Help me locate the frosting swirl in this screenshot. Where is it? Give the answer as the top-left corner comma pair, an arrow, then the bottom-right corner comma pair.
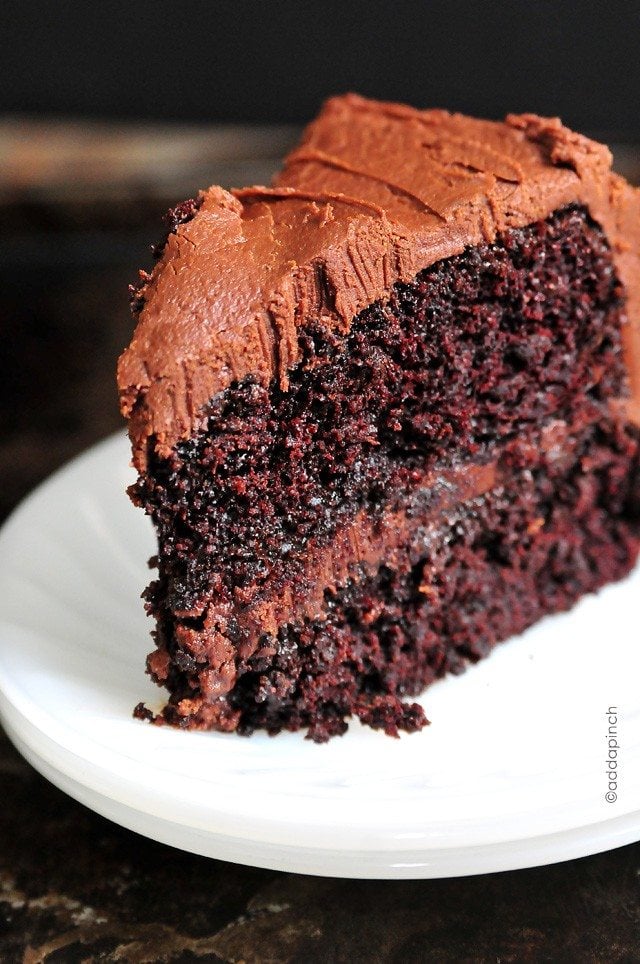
118,94 -> 640,469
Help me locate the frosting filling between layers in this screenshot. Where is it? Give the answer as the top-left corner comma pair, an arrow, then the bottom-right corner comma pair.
145,403 -> 621,659
140,412 -> 640,739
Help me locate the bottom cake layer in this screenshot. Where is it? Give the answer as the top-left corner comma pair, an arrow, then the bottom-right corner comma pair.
137,417 -> 640,741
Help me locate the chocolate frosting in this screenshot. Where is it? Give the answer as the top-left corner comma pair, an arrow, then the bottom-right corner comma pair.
118,94 -> 640,469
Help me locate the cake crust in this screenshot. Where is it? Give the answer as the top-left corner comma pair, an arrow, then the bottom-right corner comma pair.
118,94 -> 640,469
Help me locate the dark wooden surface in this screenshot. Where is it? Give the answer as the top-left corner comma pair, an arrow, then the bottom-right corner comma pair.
1,123 -> 640,963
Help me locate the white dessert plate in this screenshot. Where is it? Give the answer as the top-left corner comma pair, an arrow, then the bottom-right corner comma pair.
0,432 -> 639,879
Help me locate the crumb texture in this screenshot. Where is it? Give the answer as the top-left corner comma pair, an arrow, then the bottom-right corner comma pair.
136,206 -> 625,615
147,417 -> 640,740
131,207 -> 639,739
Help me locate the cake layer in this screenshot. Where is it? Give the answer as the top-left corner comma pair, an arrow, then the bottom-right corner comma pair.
138,414 -> 640,738
133,206 -> 627,675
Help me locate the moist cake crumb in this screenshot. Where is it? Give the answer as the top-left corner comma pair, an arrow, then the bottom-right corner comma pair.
117,94 -> 640,739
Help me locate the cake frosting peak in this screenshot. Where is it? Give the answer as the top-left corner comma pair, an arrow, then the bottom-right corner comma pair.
118,94 -> 640,469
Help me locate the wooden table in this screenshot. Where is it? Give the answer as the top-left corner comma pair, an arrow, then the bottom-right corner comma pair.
1,121 -> 639,963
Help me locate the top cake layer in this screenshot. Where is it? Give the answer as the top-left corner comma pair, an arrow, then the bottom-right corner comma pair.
117,94 -> 640,469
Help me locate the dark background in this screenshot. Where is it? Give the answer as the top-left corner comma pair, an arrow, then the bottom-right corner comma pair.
2,0 -> 640,135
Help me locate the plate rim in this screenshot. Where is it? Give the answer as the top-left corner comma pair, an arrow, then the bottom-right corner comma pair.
3,703 -> 639,879
1,431 -> 639,877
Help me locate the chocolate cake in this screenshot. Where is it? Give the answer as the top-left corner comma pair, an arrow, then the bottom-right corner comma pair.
118,95 -> 640,741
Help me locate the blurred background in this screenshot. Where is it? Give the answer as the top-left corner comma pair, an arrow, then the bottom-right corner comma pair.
2,0 -> 640,509
4,0 -> 640,132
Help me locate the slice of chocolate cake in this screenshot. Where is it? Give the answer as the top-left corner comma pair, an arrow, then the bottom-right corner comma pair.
118,95 -> 640,741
